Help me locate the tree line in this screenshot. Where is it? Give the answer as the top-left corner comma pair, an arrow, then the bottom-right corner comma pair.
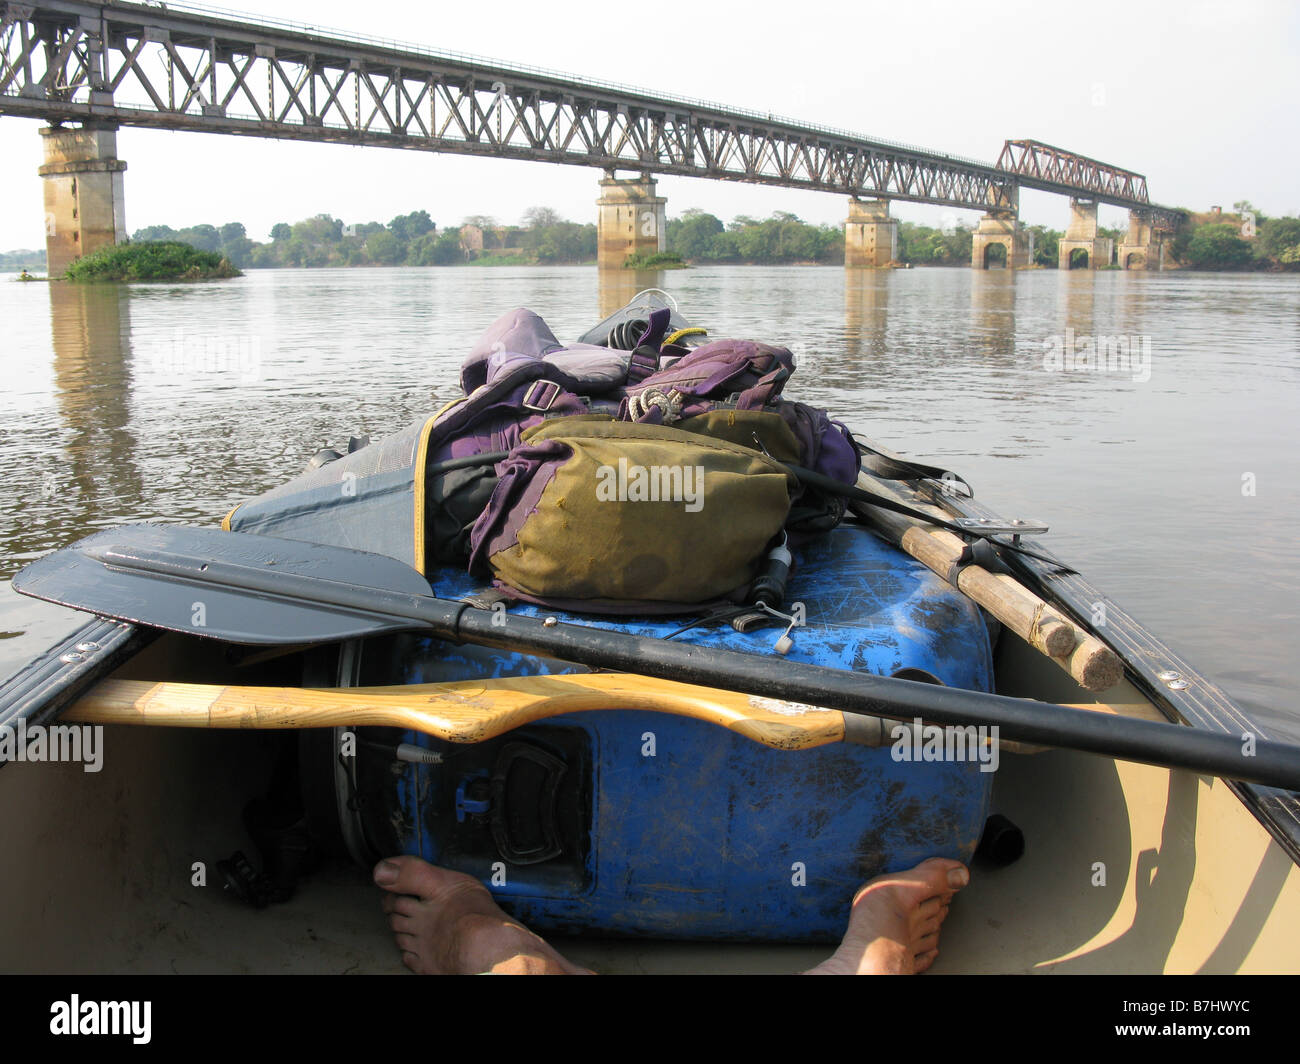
131,207 -> 598,269
666,210 -> 843,263
1168,202 -> 1300,270
10,200 -> 1298,272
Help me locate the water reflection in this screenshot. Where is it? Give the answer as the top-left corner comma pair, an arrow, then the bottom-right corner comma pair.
843,270 -> 889,361
597,269 -> 668,319
1060,269 -> 1096,340
969,270 -> 1016,363
47,283 -> 144,517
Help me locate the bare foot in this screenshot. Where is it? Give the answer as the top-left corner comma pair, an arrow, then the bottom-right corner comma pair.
374,856 -> 591,975
805,857 -> 969,975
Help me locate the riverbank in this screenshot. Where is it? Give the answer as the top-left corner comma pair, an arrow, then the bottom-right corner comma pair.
7,204 -> 1298,274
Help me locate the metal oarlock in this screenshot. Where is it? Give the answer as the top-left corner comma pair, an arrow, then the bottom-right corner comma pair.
952,516 -> 1048,546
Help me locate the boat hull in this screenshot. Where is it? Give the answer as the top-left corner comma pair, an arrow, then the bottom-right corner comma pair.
3,710 -> 1296,973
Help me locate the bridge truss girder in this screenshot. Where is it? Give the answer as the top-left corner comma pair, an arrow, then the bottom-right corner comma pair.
996,138 -> 1182,227
0,0 -> 1020,211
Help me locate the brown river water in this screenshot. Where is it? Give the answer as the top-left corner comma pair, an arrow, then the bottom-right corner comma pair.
1,265 -> 1297,739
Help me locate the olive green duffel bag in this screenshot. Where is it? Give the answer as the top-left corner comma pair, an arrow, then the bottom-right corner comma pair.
467,415 -> 799,612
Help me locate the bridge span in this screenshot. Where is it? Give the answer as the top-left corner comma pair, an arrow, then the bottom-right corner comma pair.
1,0 -> 1182,273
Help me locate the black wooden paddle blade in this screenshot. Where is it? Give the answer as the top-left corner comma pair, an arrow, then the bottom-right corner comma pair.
13,524 -> 434,646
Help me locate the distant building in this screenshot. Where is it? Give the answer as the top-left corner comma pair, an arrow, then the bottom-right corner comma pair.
460,224 -> 524,256
460,224 -> 485,253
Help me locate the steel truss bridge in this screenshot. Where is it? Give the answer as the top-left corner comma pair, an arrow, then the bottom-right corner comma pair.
0,0 -> 1182,228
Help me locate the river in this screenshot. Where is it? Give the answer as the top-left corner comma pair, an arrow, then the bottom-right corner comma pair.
1,265 -> 1297,740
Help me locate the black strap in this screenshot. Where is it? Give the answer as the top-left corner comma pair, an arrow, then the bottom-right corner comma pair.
425,451 -> 508,477
854,435 -> 972,495
460,587 -> 515,611
784,463 -> 1072,572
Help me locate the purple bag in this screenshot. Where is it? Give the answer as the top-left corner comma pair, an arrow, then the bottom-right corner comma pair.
425,308 -> 861,576
619,339 -> 795,423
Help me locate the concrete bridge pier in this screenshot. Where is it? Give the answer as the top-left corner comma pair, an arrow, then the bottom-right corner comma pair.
1058,199 -> 1113,270
844,198 -> 898,267
1117,210 -> 1164,271
38,124 -> 128,277
971,211 -> 1031,269
596,172 -> 666,269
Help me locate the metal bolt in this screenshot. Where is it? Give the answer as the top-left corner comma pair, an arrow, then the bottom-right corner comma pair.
59,651 -> 85,664
74,641 -> 99,652
1167,679 -> 1190,691
543,617 -> 557,627
1157,670 -> 1181,682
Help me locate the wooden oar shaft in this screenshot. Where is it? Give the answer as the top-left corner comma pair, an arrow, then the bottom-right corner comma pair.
855,476 -> 1123,692
64,675 -> 1169,757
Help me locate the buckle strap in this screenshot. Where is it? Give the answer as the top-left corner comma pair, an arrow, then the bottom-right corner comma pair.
626,345 -> 661,386
521,379 -> 562,412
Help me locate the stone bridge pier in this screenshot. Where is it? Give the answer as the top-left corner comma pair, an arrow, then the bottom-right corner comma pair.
1117,210 -> 1165,270
1058,199 -> 1113,270
39,123 -> 128,277
844,198 -> 898,267
596,172 -> 666,268
971,211 -> 1031,269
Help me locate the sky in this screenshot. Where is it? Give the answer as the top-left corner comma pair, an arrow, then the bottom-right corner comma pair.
1,0 -> 1297,249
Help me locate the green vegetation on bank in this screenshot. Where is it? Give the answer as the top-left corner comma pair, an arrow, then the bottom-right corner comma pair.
0,248 -> 45,271
1166,204 -> 1300,270
12,197 -> 1296,275
666,210 -> 842,264
134,208 -> 598,269
624,252 -> 685,269
896,222 -> 972,266
64,241 -> 240,282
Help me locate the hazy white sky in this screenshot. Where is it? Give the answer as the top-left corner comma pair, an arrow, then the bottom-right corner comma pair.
1,0 -> 1296,248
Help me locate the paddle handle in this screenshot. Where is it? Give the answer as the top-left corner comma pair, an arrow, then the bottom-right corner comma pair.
62,677 -> 1140,756
63,675 -> 851,752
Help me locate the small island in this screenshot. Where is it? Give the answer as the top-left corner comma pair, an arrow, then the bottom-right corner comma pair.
622,251 -> 686,269
64,241 -> 240,283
